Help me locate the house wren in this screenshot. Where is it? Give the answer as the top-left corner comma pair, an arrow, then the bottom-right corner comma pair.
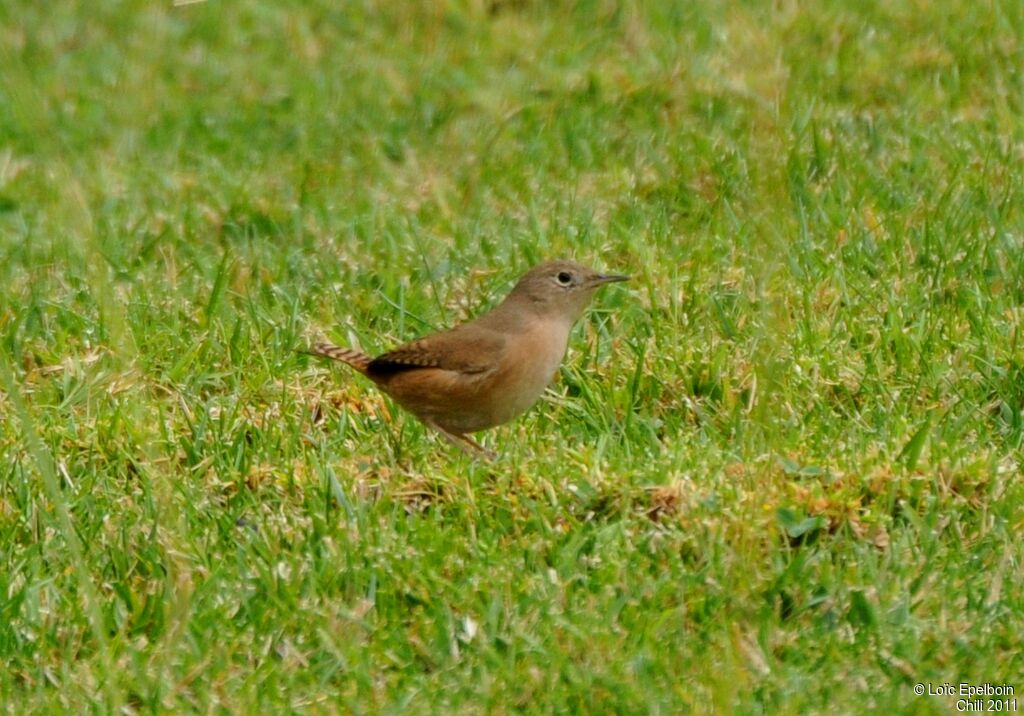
308,260 -> 629,459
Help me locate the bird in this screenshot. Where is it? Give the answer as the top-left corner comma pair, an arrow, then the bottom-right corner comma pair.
307,260 -> 629,459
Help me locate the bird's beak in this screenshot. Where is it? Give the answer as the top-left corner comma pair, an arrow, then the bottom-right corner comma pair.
591,273 -> 630,286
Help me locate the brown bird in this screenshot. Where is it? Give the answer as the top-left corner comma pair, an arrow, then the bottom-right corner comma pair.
308,260 -> 629,459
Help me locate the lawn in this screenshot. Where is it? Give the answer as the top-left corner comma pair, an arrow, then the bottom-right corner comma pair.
1,0 -> 1022,712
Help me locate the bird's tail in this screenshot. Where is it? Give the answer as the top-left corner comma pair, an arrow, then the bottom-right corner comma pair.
304,342 -> 372,375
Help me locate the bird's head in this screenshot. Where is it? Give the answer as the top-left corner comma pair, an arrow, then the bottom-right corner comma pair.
507,260 -> 629,323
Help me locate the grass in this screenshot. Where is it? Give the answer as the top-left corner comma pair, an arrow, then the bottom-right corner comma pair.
1,0 -> 1022,712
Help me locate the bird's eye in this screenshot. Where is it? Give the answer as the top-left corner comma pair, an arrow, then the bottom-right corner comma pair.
556,271 -> 573,285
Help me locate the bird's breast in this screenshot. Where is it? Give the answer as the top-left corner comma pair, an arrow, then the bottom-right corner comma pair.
490,319 -> 572,421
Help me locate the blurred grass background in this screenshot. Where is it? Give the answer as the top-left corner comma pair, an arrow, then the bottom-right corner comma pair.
1,0 -> 1022,712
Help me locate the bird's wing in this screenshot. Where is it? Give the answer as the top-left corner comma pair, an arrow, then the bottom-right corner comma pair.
368,325 -> 506,376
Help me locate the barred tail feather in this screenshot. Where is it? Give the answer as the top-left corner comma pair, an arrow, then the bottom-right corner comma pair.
309,342 -> 372,374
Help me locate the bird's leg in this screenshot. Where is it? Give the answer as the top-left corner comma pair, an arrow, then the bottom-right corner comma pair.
425,420 -> 497,462
452,432 -> 498,462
